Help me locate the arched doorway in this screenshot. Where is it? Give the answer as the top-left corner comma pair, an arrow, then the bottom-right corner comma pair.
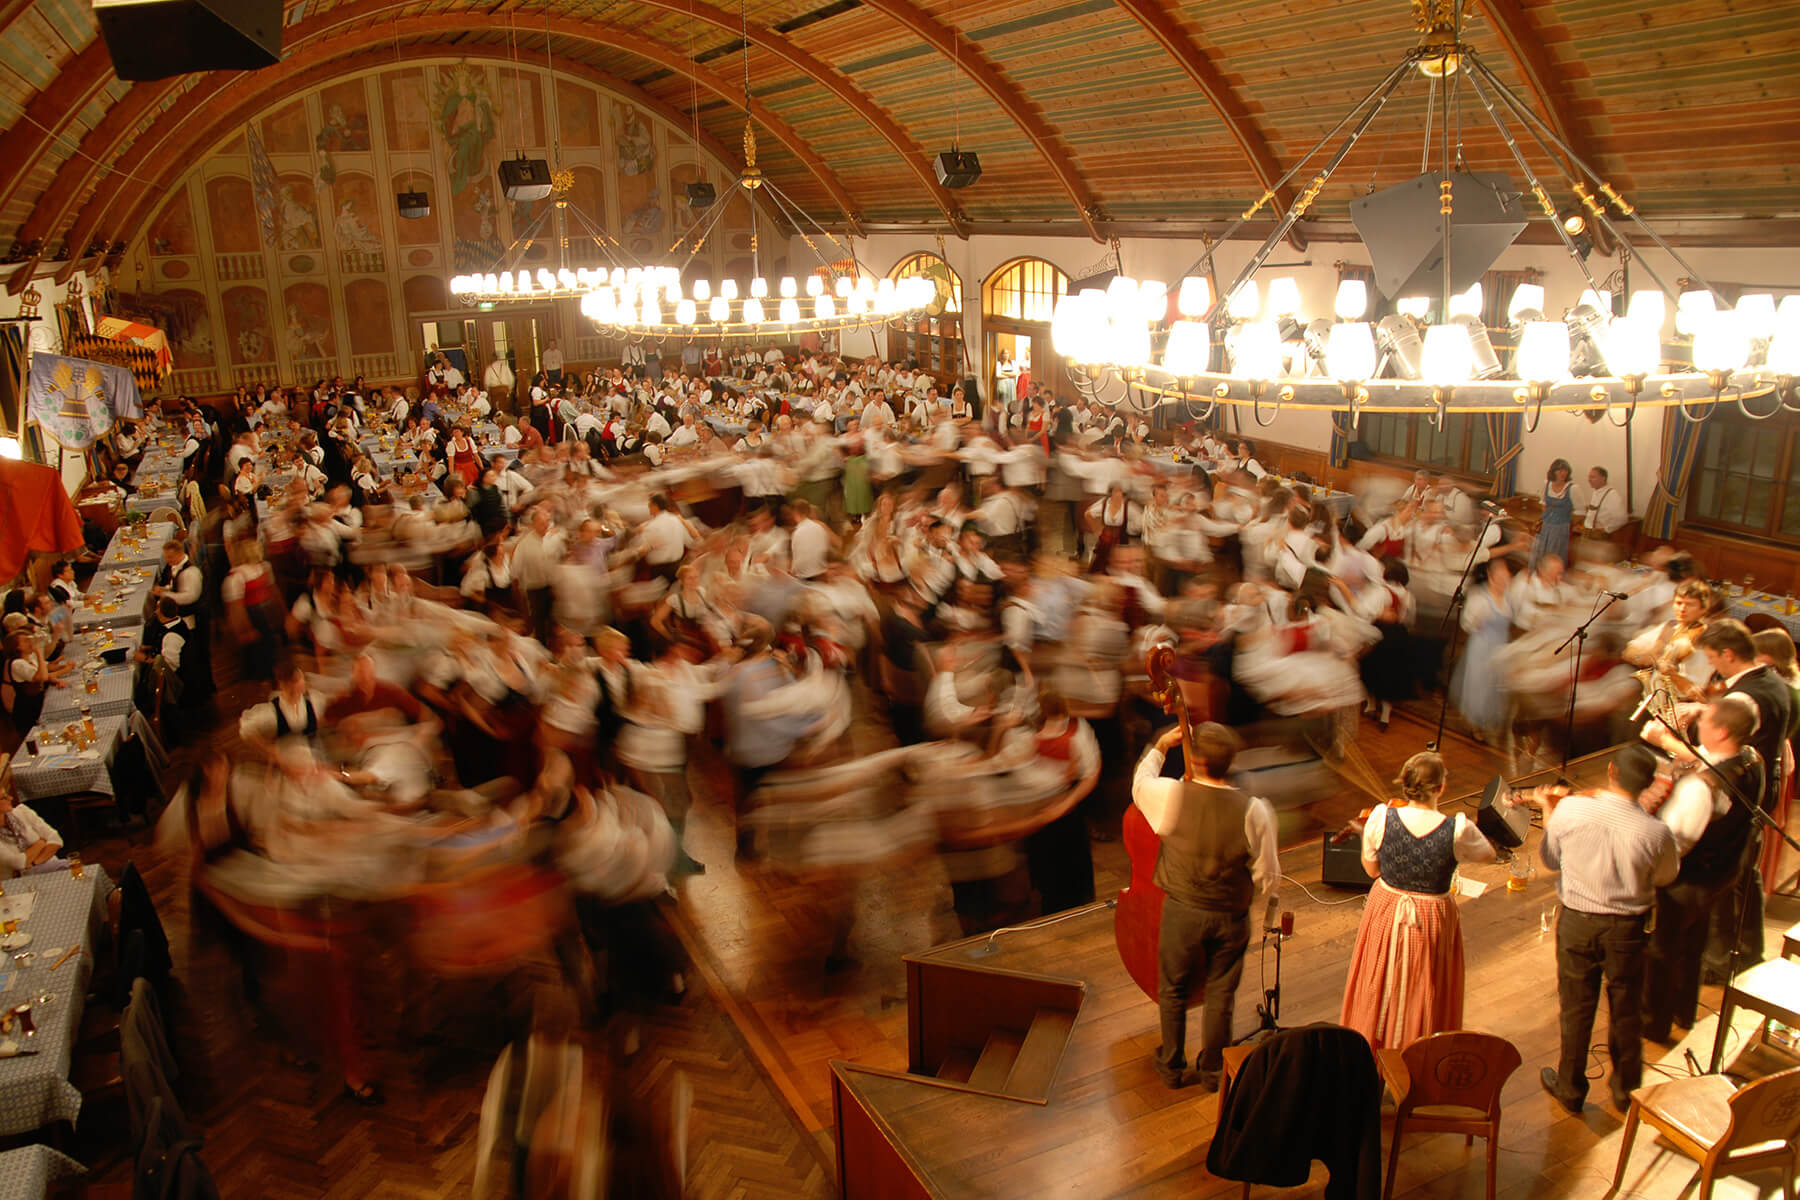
982,256 -> 1066,415
886,252 -> 964,384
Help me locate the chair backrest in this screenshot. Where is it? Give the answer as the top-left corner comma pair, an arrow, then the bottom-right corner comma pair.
148,507 -> 183,532
1721,1066 -> 1800,1154
1397,1030 -> 1522,1121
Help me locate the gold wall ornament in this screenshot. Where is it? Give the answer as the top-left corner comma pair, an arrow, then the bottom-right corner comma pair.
17,284 -> 41,320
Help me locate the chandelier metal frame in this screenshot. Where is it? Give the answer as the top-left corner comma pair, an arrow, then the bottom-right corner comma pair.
1057,0 -> 1800,431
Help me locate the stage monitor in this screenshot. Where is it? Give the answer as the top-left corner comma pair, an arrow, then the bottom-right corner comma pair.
1475,774 -> 1531,850
94,0 -> 281,80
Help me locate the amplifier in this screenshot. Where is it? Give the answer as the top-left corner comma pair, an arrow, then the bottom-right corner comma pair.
1321,822 -> 1372,891
1475,774 -> 1532,850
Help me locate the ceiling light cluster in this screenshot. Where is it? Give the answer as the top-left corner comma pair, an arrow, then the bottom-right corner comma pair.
578,266 -> 936,340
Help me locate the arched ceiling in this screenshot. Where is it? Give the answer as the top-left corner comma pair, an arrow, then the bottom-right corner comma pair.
3,0 -> 1798,280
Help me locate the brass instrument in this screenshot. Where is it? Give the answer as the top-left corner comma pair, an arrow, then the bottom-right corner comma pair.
1634,621 -> 1702,729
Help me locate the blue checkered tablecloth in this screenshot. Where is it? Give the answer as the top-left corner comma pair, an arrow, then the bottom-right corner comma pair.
0,1144 -> 85,1197
99,523 -> 175,569
68,570 -> 153,631
11,716 -> 128,803
40,665 -> 133,724
0,867 -> 112,1136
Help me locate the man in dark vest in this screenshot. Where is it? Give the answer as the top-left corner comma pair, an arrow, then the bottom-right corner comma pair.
1642,694 -> 1764,1044
1693,619 -> 1791,975
152,539 -> 211,699
1131,720 -> 1280,1091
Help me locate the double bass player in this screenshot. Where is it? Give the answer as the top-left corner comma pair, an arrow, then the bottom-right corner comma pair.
1132,720 -> 1281,1090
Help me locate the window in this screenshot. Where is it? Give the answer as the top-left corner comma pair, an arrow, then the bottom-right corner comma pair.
1686,408 -> 1800,543
1357,412 -> 1495,476
888,253 -> 963,380
983,257 -> 1067,324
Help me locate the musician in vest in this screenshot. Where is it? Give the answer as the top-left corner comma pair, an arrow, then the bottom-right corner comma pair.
1131,721 -> 1280,1091
1640,695 -> 1764,1044
153,540 -> 211,697
1691,619 -> 1792,974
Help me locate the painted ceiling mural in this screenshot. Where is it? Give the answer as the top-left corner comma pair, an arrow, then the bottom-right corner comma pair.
120,58 -> 777,395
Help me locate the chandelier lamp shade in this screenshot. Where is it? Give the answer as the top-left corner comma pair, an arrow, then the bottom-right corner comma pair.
1052,0 -> 1799,427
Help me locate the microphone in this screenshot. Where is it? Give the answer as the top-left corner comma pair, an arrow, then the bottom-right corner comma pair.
1601,590 -> 1630,600
1630,686 -> 1656,722
1479,500 -> 1509,516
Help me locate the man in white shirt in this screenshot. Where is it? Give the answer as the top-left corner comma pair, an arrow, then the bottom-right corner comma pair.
484,356 -> 515,394
666,415 -> 701,448
1581,465 -> 1629,540
637,493 -> 697,580
427,353 -> 464,389
763,345 -> 784,365
1132,722 -> 1279,1091
861,390 -> 895,431
510,505 -> 568,644
542,339 -> 566,384
788,499 -> 833,580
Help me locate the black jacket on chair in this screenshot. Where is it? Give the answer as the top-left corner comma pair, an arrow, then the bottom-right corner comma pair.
1207,1023 -> 1383,1200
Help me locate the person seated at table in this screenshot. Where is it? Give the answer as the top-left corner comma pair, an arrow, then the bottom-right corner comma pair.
1,623 -> 63,733
45,560 -> 79,609
0,757 -> 63,876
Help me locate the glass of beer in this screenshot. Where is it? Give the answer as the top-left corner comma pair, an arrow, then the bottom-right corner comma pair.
68,853 -> 82,880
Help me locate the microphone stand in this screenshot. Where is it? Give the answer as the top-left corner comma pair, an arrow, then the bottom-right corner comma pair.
1640,707 -> 1800,1073
1553,592 -> 1623,770
1428,508 -> 1499,753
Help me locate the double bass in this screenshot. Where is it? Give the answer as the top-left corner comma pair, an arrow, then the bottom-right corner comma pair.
1114,643 -> 1211,1005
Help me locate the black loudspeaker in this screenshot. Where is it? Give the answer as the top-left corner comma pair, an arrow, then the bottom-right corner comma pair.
1322,823 -> 1373,892
94,0 -> 281,80
1349,172 -> 1528,301
396,192 -> 431,220
684,182 -> 716,209
498,157 -> 553,203
1474,774 -> 1532,850
934,151 -> 983,189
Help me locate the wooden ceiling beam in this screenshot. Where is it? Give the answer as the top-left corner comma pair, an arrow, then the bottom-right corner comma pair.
0,44 -> 114,224
1470,0 -> 1608,181
32,21 -> 888,292
849,0 -> 1106,242
1112,0 -> 1303,251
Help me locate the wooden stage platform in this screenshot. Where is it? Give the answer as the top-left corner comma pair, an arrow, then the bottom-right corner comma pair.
819,751 -> 1800,1200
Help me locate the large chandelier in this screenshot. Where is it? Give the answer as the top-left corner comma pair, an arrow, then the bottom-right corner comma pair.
582,0 -> 932,343
1056,0 -> 1800,429
448,166 -> 639,304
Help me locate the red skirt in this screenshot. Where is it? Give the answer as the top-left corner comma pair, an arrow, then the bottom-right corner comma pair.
1339,879 -> 1465,1050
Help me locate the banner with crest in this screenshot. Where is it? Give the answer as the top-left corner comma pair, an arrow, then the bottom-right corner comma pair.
25,353 -> 143,450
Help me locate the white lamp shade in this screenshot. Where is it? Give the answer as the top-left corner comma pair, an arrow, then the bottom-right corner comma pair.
1738,293 -> 1777,340
1625,289 -> 1665,328
721,279 -> 739,301
1421,323 -> 1474,386
805,275 -> 825,297
1266,277 -> 1302,316
1334,280 -> 1369,321
1162,321 -> 1210,376
1233,321 -> 1285,379
1177,276 -> 1212,317
1227,280 -> 1262,320
1448,283 -> 1483,319
749,277 -> 769,299
693,279 -> 712,301
1326,322 -> 1377,382
835,276 -> 853,298
847,293 -> 868,315
778,276 -> 797,298
856,276 -> 876,298
707,296 -> 729,322
1693,310 -> 1750,374
675,299 -> 697,325
1578,289 -> 1612,315
1675,289 -> 1714,335
1768,309 -> 1800,376
815,294 -> 836,320
1112,321 -> 1152,369
537,269 -> 554,288
778,298 -> 800,323
875,278 -> 897,309
664,282 -> 683,305
743,297 -> 765,325
1137,279 -> 1168,323
1106,275 -> 1139,313
1603,317 -> 1660,377
1397,296 -> 1430,319
1779,296 -> 1800,324
1516,321 -> 1571,382
644,300 -> 663,326
1507,283 -> 1545,322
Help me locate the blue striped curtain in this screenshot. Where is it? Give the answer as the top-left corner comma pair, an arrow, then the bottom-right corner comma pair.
1644,408 -> 1702,539
1329,414 -> 1354,470
1485,411 -> 1523,497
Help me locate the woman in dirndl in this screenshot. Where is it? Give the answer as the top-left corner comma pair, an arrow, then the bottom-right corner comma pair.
1340,752 -> 1495,1050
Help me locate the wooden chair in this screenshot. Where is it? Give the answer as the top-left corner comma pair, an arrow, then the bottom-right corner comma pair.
1377,1030 -> 1521,1200
1611,1066 -> 1800,1200
147,506 -> 185,536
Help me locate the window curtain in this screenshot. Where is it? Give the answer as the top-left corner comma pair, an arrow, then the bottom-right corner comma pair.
1329,414 -> 1355,469
0,324 -> 23,435
1643,407 -> 1703,539
1485,410 -> 1523,496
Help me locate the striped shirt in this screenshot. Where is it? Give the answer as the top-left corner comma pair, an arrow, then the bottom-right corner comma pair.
1540,789 -> 1679,916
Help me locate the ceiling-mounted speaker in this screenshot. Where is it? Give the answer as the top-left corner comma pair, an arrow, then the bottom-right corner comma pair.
498,156 -> 553,203
1350,172 -> 1528,302
397,192 -> 431,220
933,150 -> 982,189
93,0 -> 280,80
684,183 -> 716,210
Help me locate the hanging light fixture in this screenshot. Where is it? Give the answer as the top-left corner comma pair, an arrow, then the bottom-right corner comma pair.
1050,0 -> 1755,422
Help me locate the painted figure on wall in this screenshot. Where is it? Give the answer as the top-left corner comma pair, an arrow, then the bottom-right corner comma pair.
223,288 -> 273,365
247,127 -> 280,248
624,188 -> 665,242
453,182 -> 504,273
317,100 -> 371,154
434,62 -> 498,197
617,106 -> 655,176
284,285 -> 334,361
334,199 -> 381,254
277,181 -> 322,250
165,290 -> 216,368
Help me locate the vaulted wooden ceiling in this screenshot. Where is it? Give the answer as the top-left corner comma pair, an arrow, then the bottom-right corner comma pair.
3,0 -> 1797,281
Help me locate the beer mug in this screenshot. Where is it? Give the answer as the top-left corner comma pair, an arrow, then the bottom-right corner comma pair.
1507,857 -> 1536,892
